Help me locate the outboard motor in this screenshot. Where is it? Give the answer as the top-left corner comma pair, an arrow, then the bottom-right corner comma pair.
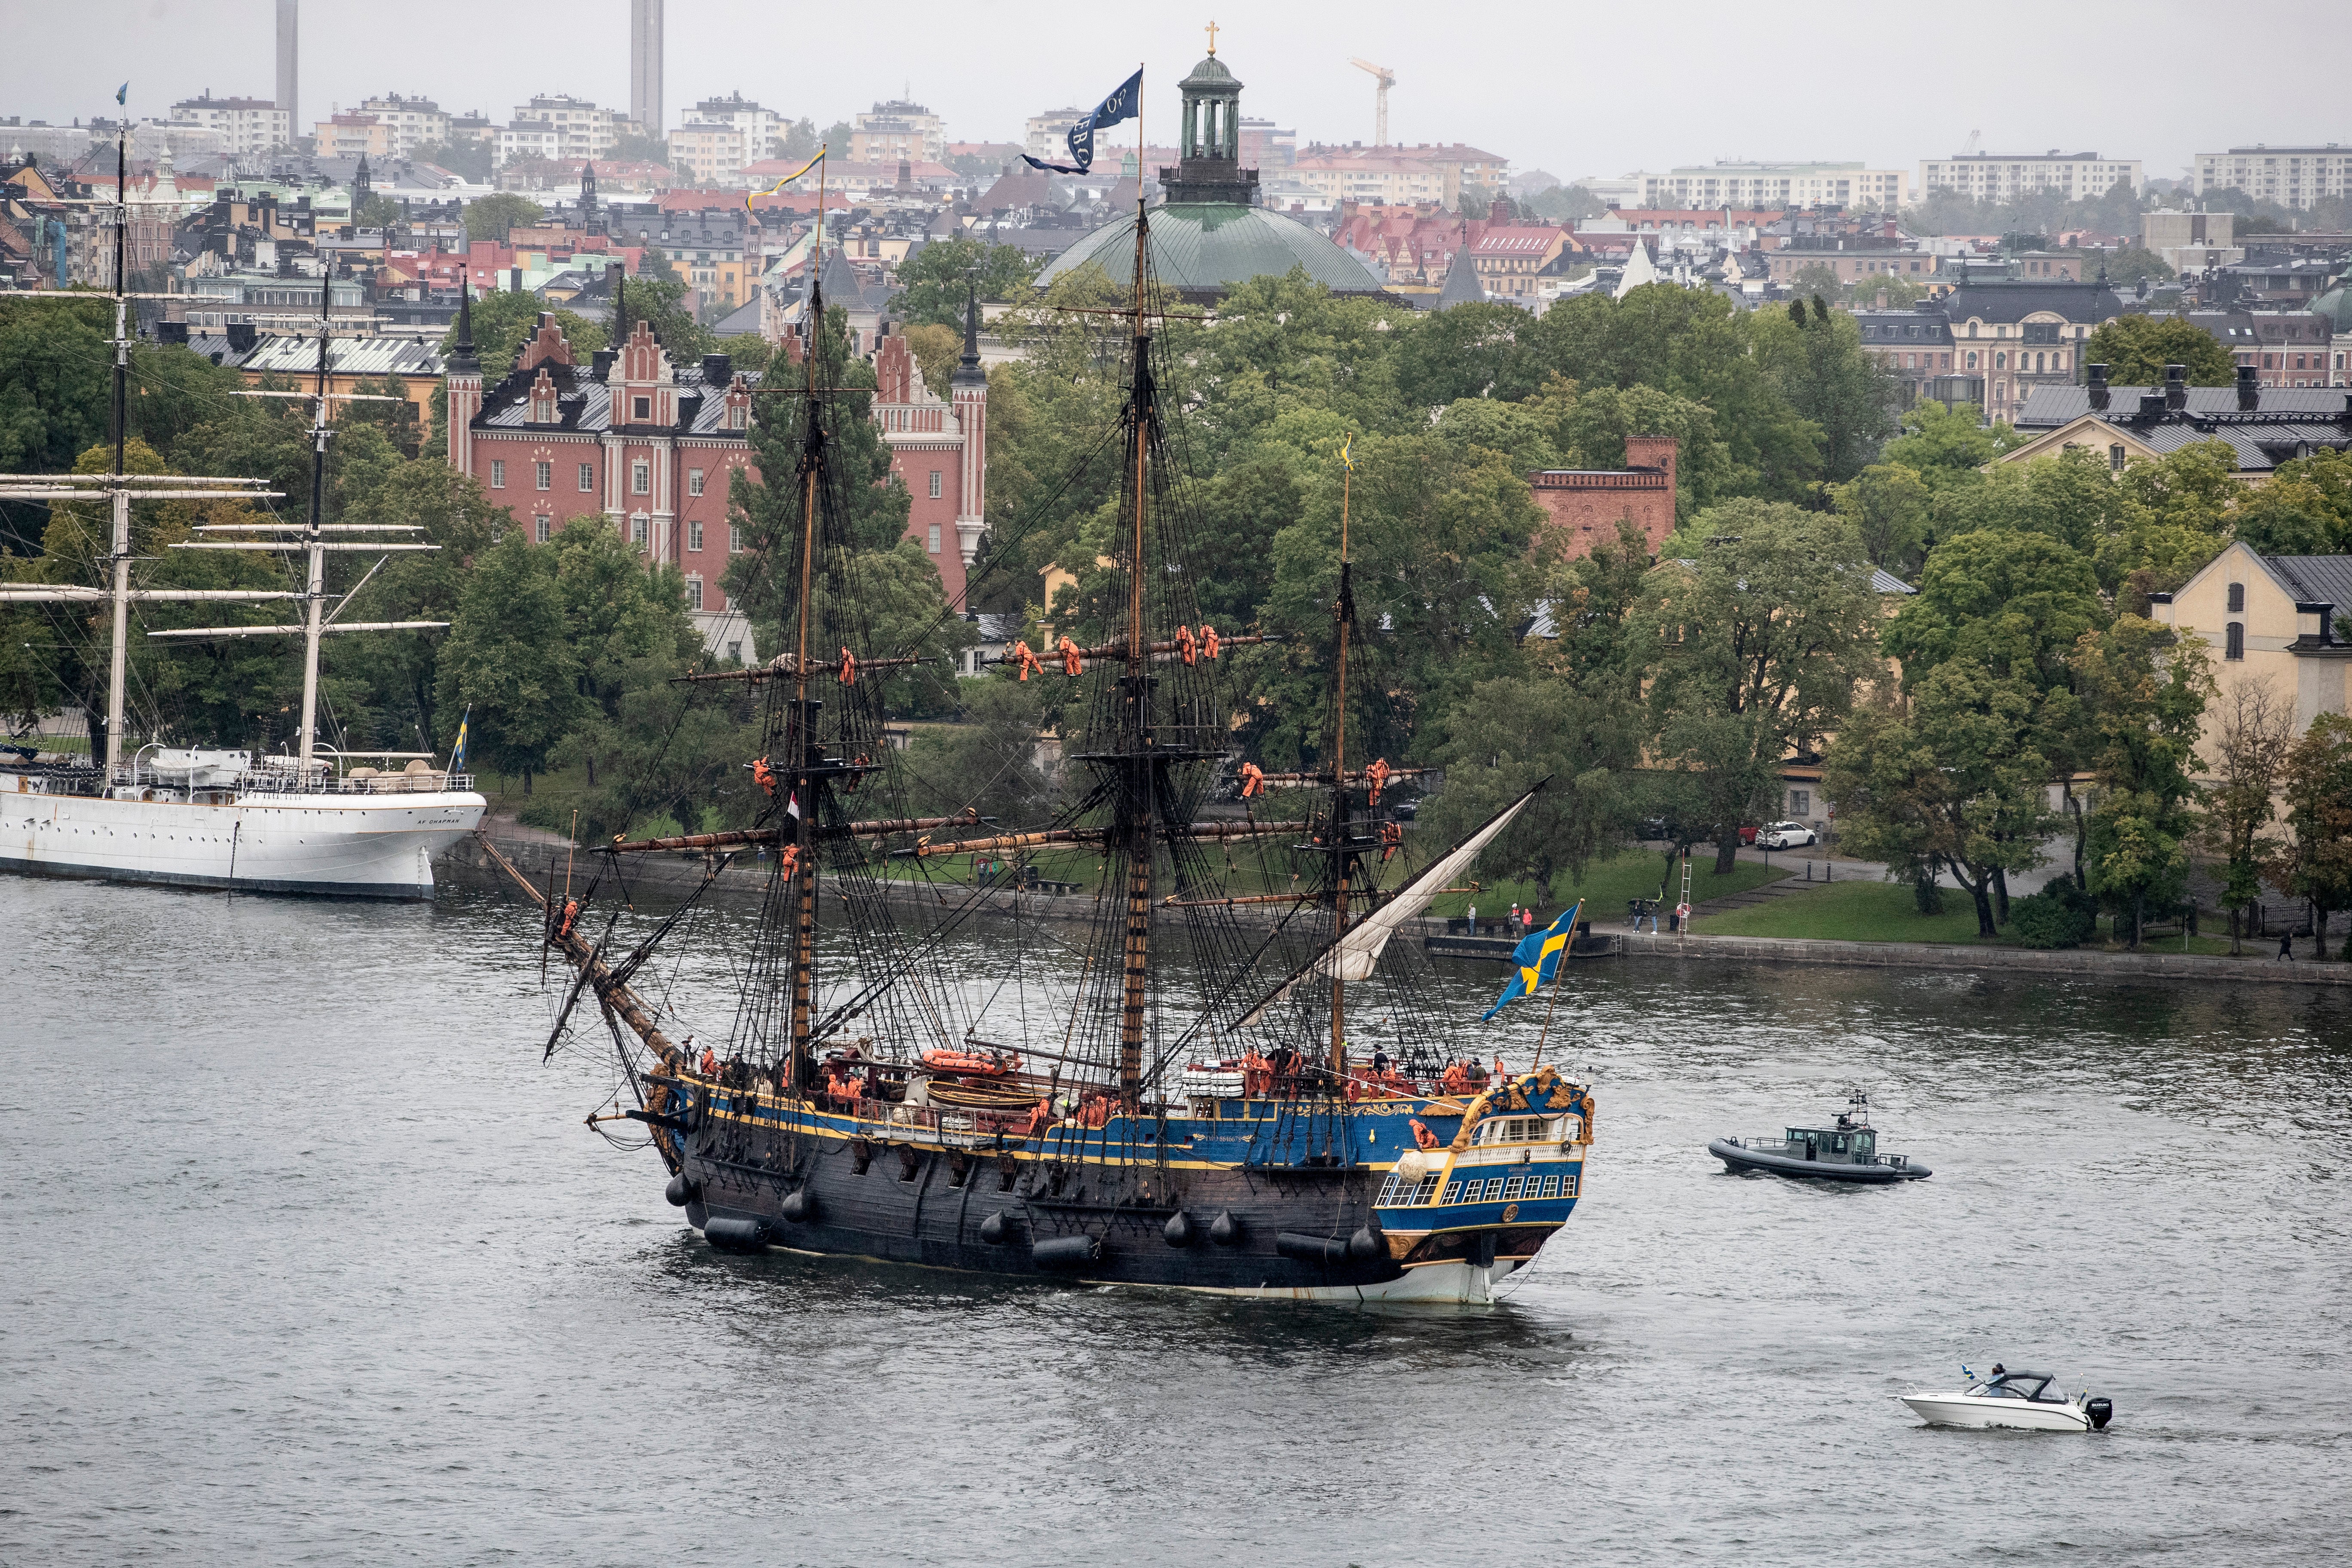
2086,1397 -> 2113,1431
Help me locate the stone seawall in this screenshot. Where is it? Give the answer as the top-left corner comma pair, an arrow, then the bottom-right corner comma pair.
1609,930 -> 2352,987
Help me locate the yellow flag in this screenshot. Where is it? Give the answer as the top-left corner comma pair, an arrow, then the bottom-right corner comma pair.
746,147 -> 826,214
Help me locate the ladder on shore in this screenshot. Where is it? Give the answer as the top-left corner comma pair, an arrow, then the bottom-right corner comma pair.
1677,848 -> 1692,945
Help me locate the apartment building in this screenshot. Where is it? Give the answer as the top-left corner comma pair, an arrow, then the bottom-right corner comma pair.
668,121 -> 747,188
1291,143 -> 1509,208
1025,107 -> 1085,163
1639,161 -> 1908,211
356,95 -> 449,158
168,93 -> 290,155
314,114 -> 391,161
687,94 -> 782,162
851,101 -> 946,165
499,96 -> 621,168
2193,145 -> 2352,211
1918,151 -> 2142,202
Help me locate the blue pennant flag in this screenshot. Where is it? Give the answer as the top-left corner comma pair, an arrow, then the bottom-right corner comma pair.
1022,68 -> 1143,175
1479,900 -> 1585,1022
116,83 -> 129,106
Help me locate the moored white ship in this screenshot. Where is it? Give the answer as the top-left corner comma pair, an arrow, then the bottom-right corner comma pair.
0,114 -> 484,900
3,750 -> 481,898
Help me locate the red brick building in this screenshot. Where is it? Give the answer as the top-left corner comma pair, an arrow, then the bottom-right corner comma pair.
446,284 -> 987,661
1528,437 -> 1679,559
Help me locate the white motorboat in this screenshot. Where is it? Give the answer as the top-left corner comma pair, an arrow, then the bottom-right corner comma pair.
1900,1366 -> 2112,1432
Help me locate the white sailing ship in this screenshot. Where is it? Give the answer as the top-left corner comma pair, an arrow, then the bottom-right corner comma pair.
0,119 -> 482,898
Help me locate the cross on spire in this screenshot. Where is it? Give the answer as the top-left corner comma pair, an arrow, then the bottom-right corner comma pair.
1205,19 -> 1219,53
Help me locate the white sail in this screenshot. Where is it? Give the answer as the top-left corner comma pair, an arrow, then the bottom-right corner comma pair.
1235,784 -> 1541,1028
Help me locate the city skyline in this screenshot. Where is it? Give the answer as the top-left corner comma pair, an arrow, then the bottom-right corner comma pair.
3,0 -> 2347,189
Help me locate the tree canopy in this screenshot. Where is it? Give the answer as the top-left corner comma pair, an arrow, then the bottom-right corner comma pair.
2084,313 -> 2235,386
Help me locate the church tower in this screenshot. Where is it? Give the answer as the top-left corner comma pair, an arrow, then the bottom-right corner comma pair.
949,276 -> 989,569
445,282 -> 481,471
1161,46 -> 1258,206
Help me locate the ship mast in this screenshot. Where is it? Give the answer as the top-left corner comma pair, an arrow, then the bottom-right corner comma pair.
295,269 -> 332,768
1115,93 -> 1152,1109
1328,444 -> 1355,1076
102,118 -> 132,772
785,152 -> 830,1094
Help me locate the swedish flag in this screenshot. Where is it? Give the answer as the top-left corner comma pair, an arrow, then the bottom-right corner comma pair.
449,707 -> 470,772
1479,900 -> 1584,1021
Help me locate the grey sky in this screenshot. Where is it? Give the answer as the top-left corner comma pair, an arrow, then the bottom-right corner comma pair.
5,0 -> 2345,187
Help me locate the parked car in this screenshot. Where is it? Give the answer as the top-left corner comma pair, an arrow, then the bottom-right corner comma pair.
1757,820 -> 1818,850
1638,816 -> 1675,841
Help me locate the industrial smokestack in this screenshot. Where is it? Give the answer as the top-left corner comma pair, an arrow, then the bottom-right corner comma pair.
631,0 -> 665,139
275,0 -> 298,144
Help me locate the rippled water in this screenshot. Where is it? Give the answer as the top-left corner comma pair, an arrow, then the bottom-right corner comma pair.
4,878 -> 2349,1565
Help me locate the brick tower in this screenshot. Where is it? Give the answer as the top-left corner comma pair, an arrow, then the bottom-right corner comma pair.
444,282 -> 481,471
949,276 -> 989,570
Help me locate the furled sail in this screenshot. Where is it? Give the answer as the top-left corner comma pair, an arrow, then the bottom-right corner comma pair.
1234,783 -> 1544,1029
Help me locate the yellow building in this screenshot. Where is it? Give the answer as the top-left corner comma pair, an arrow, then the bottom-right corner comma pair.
2149,545 -> 2352,754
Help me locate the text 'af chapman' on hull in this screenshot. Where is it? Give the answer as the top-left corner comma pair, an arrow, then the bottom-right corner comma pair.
496,63 -> 1597,1303
0,111 -> 482,898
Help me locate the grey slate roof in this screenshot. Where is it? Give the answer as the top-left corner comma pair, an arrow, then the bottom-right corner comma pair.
1854,309 -> 1953,346
2267,556 -> 2352,610
475,352 -> 759,437
2017,385 -> 2350,427
1434,252 -> 1487,310
1939,279 -> 2125,326
236,334 -> 444,380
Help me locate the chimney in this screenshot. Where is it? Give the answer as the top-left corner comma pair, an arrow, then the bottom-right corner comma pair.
2138,392 -> 2168,419
2238,363 -> 2260,411
590,346 -> 615,379
2088,363 -> 2110,411
2294,601 -> 2337,648
226,322 -> 257,354
2164,363 -> 2187,410
700,352 -> 732,383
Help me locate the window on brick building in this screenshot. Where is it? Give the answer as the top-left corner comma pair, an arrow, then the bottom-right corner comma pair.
535,460 -> 551,490
633,396 -> 651,421
686,576 -> 703,610
927,524 -> 941,554
729,524 -> 744,554
534,515 -> 550,542
632,460 -> 650,495
578,462 -> 594,492
689,519 -> 704,552
928,470 -> 942,499
490,459 -> 506,489
689,468 -> 704,496
631,514 -> 648,548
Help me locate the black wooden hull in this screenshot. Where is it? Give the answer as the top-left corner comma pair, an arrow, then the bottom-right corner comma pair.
669,1101 -> 1540,1301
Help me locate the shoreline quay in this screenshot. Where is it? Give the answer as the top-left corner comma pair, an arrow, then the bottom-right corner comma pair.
440,833 -> 2352,986
1611,929 -> 2352,986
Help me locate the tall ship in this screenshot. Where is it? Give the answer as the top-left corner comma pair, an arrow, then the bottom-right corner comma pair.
505,70 -> 1595,1302
0,118 -> 484,897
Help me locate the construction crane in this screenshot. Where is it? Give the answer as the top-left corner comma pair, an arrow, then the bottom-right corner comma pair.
1349,58 -> 1395,146
1963,129 -> 1982,155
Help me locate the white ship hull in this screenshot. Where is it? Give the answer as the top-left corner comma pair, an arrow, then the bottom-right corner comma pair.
1899,1393 -> 2092,1432
2,773 -> 485,899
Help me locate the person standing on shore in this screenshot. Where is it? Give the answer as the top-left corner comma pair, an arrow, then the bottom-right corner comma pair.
2278,931 -> 2295,961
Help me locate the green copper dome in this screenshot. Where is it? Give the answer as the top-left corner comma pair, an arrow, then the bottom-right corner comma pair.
1036,205 -> 1384,301
2314,268 -> 2352,334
